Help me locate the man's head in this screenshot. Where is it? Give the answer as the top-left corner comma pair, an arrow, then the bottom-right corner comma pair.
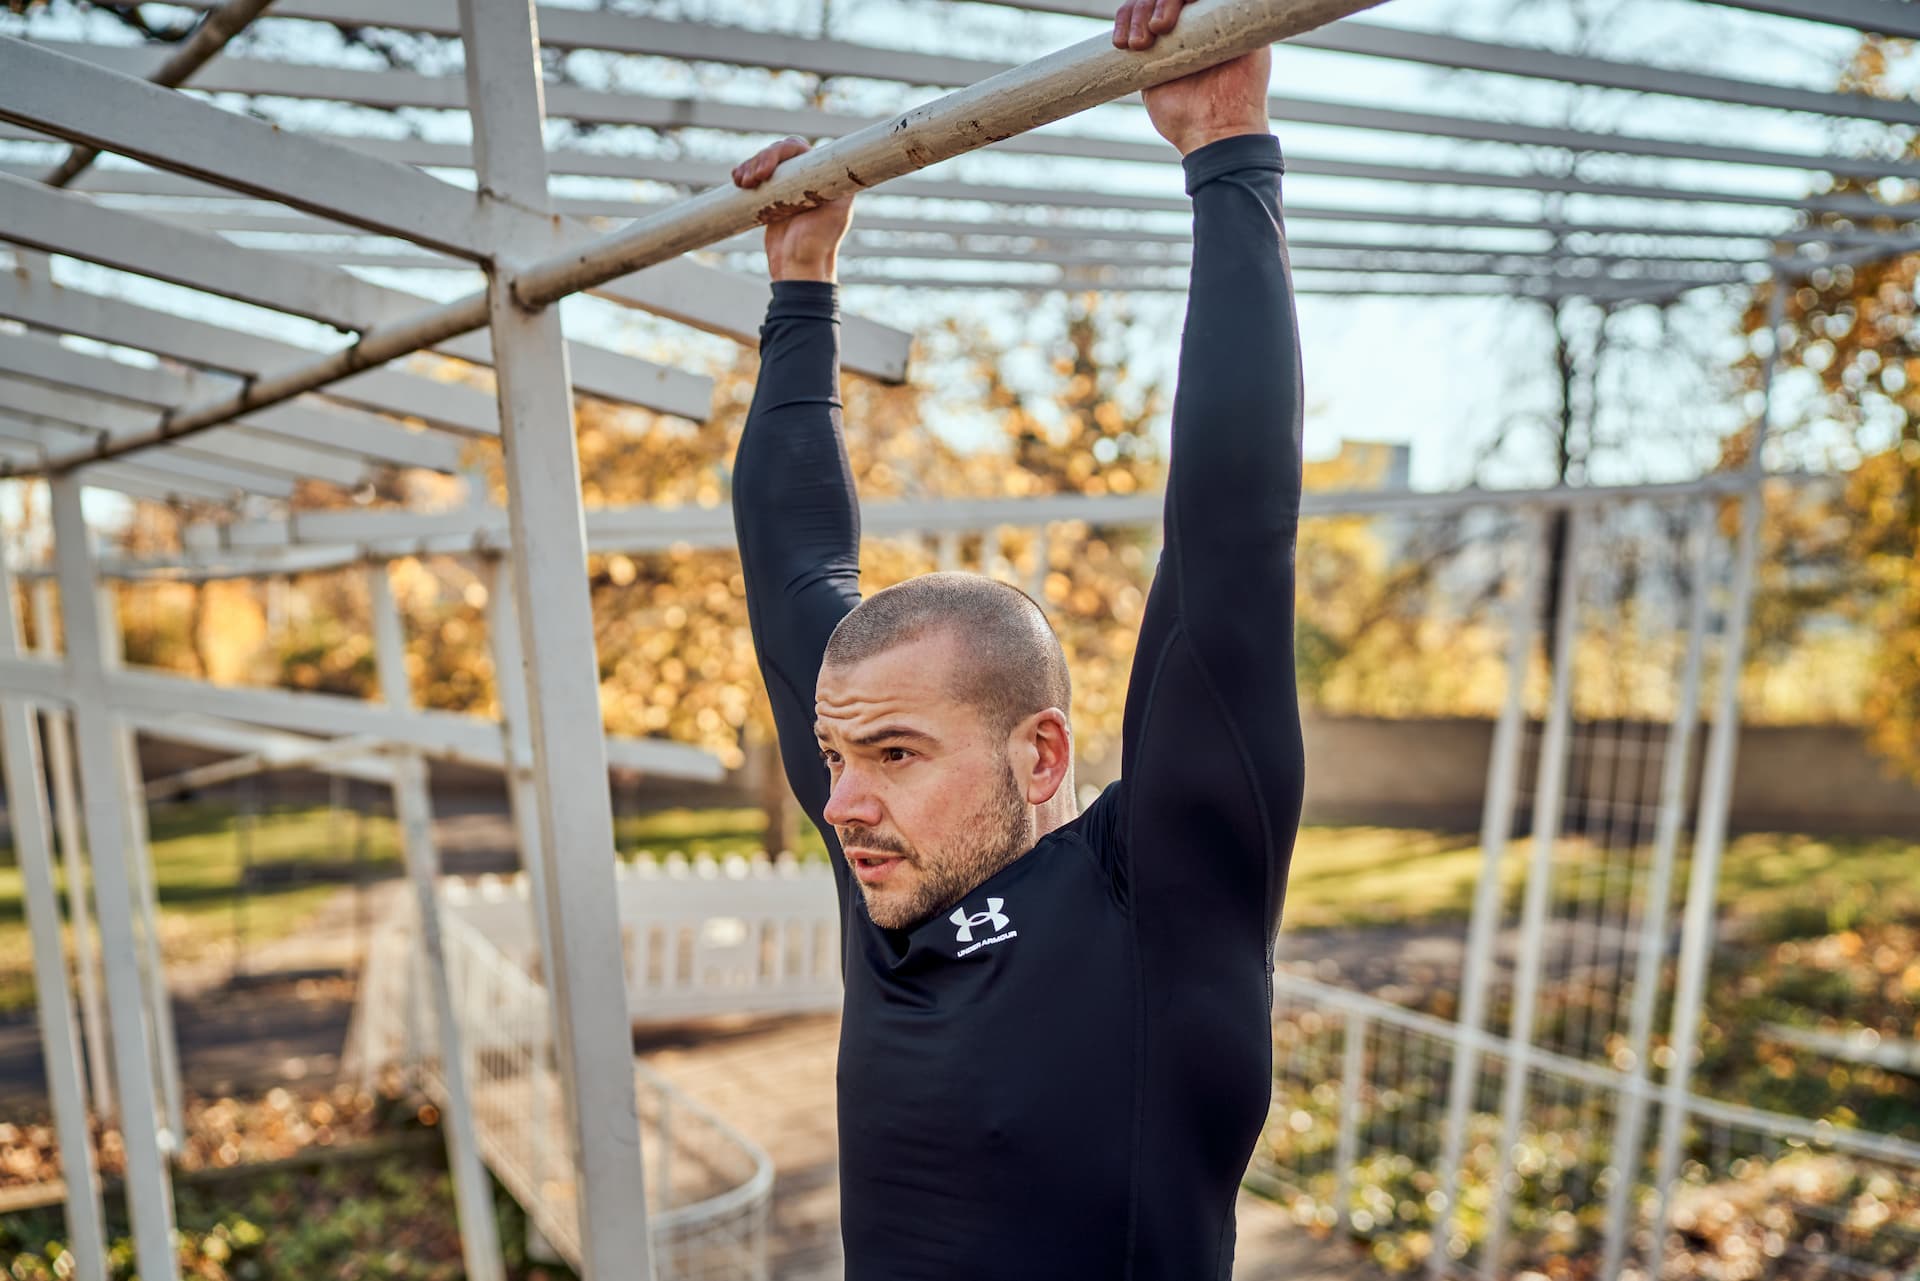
814,572 -> 1073,930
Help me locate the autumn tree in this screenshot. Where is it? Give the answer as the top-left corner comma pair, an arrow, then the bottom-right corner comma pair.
1730,35 -> 1920,781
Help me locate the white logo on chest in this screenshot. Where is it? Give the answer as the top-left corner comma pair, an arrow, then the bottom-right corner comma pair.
950,897 -> 1017,956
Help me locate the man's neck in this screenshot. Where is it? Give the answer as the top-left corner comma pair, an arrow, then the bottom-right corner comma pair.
1034,761 -> 1080,838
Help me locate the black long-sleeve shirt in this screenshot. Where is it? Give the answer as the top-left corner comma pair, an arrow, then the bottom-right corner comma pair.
732,133 -> 1305,1281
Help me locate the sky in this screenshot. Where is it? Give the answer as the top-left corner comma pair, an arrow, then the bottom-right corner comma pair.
0,0 -> 1900,505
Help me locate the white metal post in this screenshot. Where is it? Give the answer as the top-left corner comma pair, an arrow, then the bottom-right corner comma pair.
1480,505 -> 1589,1281
0,527 -> 108,1281
1649,273 -> 1786,1251
95,582 -> 183,1143
47,474 -> 179,1281
1597,498 -> 1716,1276
33,578 -> 113,1115
367,560 -> 507,1281
1426,508 -> 1547,1274
456,3 -> 655,1275
1333,1012 -> 1368,1236
479,553 -> 559,1197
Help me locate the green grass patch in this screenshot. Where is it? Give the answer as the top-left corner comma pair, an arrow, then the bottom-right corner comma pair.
0,804 -> 404,1014
613,805 -> 828,862
0,1139 -> 573,1280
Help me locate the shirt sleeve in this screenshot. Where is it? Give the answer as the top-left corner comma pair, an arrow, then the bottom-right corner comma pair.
1107,133 -> 1306,967
732,280 -> 859,907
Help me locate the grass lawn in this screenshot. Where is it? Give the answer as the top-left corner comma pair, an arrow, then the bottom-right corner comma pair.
0,803 -> 405,1014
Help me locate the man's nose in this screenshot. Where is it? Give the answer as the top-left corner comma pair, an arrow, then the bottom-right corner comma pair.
823,766 -> 882,828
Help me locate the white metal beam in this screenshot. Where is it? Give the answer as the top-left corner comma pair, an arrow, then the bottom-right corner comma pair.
366,561 -> 505,1281
47,475 -> 180,1280
0,335 -> 373,487
0,382 -> 303,497
42,0 -> 277,190
39,38 -> 1919,185
0,39 -> 912,382
17,0 -> 1367,474
0,273 -> 483,460
153,0 -> 1920,126
0,536 -> 108,1281
64,126 -> 1906,224
0,173 -> 714,420
68,172 -> 1909,249
988,0 -> 1920,125
456,0 -> 655,1272
1703,0 -> 1920,39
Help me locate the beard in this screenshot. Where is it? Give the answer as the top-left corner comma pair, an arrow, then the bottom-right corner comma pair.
840,759 -> 1032,932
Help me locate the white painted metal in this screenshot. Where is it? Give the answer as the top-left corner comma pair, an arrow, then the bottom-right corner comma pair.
143,733 -> 389,799
0,174 -> 715,420
129,712 -> 397,787
1479,505 -> 1588,1281
367,560 -> 507,1281
1426,508 -> 1547,1275
457,1 -> 656,1271
0,383 -> 303,497
94,582 -> 184,1146
1287,19 -> 1920,127
0,335 -> 371,487
46,474 -> 180,1280
1649,276 -> 1785,1247
1332,1011 -> 1367,1237
32,580 -> 113,1116
1596,498 -> 1716,1276
0,533 -> 108,1281
0,276 -> 474,467
40,36 -> 1915,187
1705,0 -> 1920,39
93,587 -> 185,1144
152,0 -> 1920,127
0,45 -> 913,382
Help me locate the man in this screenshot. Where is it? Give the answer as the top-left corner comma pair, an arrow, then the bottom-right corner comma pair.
729,1 -> 1303,1274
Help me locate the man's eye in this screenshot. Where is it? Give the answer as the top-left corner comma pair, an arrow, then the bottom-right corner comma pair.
819,749 -> 842,767
882,747 -> 913,763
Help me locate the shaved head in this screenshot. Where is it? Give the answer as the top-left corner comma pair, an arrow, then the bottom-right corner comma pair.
823,572 -> 1071,736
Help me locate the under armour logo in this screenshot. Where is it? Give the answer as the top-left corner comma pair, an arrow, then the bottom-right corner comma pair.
950,897 -> 1010,943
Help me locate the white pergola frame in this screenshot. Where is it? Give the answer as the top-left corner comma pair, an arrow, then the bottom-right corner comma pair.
0,0 -> 1912,1277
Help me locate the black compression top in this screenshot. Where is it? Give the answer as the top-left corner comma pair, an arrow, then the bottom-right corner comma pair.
732,133 -> 1305,1281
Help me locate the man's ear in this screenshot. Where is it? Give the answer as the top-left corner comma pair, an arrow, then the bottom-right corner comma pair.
1014,708 -> 1073,807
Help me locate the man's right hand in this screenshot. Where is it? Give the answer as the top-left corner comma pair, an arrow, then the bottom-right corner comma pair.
732,137 -> 855,284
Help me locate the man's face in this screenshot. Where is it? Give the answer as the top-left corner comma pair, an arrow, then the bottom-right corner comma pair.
815,629 -> 1031,931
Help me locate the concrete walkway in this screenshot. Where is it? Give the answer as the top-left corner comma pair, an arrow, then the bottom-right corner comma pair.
642,1012 -> 1384,1281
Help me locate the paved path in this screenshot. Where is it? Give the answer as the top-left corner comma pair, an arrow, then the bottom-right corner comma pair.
642,1012 -> 1385,1281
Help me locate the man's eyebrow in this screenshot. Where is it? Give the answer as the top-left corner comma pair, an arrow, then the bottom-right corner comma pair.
814,724 -> 939,748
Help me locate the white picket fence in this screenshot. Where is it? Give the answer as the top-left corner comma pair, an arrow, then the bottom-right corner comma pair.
348,854 -> 842,1279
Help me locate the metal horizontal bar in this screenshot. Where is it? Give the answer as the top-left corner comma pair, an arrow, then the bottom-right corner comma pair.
21,0 -> 1380,473
220,130 -> 1905,222
832,269 -> 1722,303
1704,0 -> 1920,39
113,199 -> 1864,253
50,164 -> 1906,253
40,37 -> 1917,184
0,37 -> 524,259
130,714 -> 397,787
0,38 -> 911,382
0,423 -> 240,501
156,0 -> 1920,126
0,172 -> 713,419
0,654 -> 716,783
985,0 -> 1920,126
65,111 -> 1902,222
193,470 -> 1773,567
0,275 -> 465,473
